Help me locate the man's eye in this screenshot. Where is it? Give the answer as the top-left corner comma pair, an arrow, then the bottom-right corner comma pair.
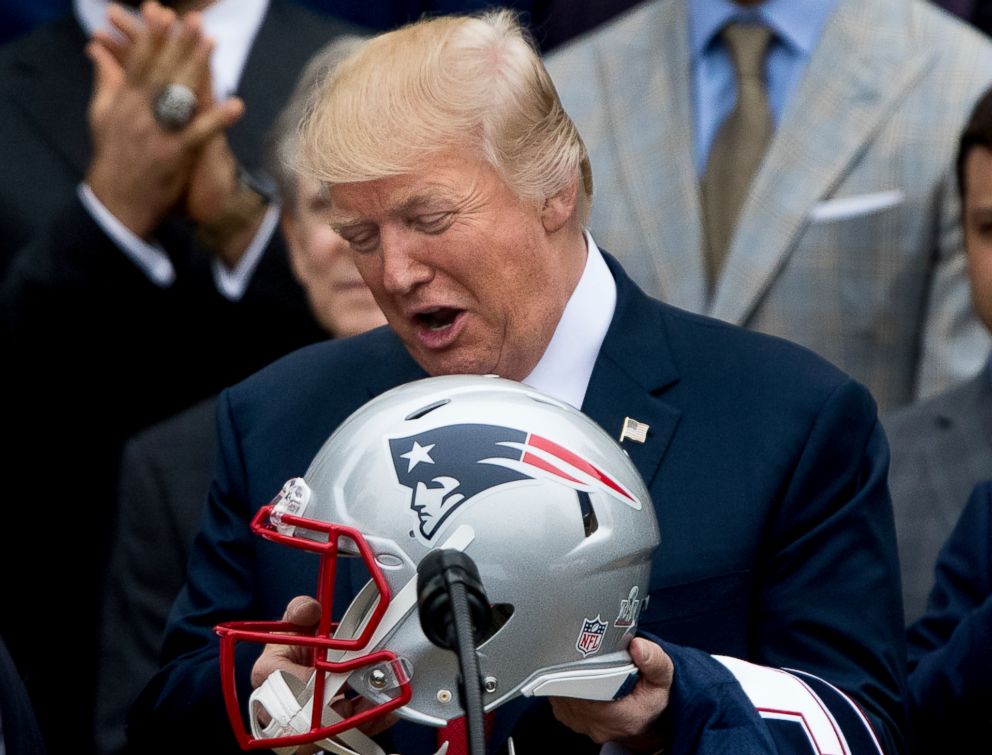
346,234 -> 379,253
417,212 -> 454,233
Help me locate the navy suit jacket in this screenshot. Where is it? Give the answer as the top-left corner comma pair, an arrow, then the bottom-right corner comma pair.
132,256 -> 906,753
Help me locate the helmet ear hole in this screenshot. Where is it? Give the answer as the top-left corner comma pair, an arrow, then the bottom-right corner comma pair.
477,603 -> 514,646
577,491 -> 599,537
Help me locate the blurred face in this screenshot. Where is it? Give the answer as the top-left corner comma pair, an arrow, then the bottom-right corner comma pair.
328,148 -> 583,380
282,177 -> 386,338
963,146 -> 992,333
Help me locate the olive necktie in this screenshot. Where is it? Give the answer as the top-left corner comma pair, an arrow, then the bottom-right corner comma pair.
701,23 -> 774,289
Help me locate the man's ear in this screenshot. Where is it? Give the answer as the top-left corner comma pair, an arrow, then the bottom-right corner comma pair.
541,178 -> 579,233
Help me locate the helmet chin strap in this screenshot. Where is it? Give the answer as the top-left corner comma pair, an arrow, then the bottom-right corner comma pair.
250,669 -> 385,755
248,526 -> 476,754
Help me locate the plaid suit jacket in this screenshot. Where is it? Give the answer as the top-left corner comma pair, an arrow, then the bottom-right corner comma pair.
547,0 -> 992,412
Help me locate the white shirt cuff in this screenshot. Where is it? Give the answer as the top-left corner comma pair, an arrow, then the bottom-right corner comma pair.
211,202 -> 281,302
77,183 -> 176,287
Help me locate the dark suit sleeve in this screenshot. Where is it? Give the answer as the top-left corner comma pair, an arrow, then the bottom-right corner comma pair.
2,194 -> 324,420
751,379 -> 906,754
651,379 -> 906,754
127,391 -> 261,754
906,482 -> 992,753
650,639 -> 888,755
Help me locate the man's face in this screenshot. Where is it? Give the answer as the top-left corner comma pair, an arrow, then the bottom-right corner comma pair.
282,177 -> 386,338
963,146 -> 992,333
328,149 -> 580,380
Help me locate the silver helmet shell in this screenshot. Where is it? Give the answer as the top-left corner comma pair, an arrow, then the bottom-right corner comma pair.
220,375 -> 660,748
299,375 -> 660,723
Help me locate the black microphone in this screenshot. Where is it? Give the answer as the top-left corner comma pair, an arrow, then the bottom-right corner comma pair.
417,549 -> 493,755
417,549 -> 493,648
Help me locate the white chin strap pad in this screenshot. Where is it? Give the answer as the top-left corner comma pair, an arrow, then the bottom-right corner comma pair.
248,669 -> 385,755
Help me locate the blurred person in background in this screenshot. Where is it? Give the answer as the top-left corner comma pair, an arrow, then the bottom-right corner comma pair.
0,2 -> 356,751
885,86 -> 992,624
94,36 -> 385,754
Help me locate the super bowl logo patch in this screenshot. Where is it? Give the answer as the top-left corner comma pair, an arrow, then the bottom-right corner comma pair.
614,586 -> 643,629
389,424 -> 642,542
576,615 -> 609,657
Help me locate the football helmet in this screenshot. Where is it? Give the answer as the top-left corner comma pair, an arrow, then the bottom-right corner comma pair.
216,375 -> 660,753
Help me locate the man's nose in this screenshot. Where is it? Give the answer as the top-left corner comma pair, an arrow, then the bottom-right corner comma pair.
380,226 -> 433,294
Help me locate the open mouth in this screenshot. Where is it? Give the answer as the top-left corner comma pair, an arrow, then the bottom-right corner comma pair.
415,307 -> 462,331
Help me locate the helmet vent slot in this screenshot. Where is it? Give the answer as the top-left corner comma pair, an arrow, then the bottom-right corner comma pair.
577,490 -> 599,537
405,399 -> 451,420
477,603 -> 514,646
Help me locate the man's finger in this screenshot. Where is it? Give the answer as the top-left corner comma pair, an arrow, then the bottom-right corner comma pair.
148,14 -> 202,91
282,594 -> 322,627
126,3 -> 173,84
629,638 -> 674,689
91,30 -> 129,67
180,97 -> 244,149
250,642 -> 314,689
86,40 -> 125,96
106,3 -> 141,43
170,31 -> 213,101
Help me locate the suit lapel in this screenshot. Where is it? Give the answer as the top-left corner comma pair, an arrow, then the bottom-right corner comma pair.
229,1 -> 301,169
6,17 -> 93,178
711,0 -> 932,324
228,1 -> 358,171
596,0 -> 707,312
583,256 -> 683,489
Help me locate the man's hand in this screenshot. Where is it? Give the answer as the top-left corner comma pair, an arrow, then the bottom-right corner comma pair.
84,1 -> 243,238
250,595 -> 398,749
250,595 -> 321,689
550,637 -> 674,751
186,131 -> 269,270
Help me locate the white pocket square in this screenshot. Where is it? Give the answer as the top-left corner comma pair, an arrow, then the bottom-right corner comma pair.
809,189 -> 905,223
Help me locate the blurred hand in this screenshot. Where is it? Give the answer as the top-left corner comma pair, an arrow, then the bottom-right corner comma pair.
85,1 -> 243,238
550,637 -> 673,751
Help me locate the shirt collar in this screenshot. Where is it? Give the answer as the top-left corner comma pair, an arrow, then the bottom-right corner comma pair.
73,0 -> 269,100
522,233 -> 617,408
689,0 -> 838,60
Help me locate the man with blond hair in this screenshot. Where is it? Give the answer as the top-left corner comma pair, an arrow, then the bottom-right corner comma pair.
132,12 -> 905,754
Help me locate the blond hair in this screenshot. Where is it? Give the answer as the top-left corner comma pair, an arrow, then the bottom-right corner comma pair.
266,35 -> 366,207
296,10 -> 592,222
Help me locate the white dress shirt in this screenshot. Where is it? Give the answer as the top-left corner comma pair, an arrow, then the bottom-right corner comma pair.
523,233 -> 617,408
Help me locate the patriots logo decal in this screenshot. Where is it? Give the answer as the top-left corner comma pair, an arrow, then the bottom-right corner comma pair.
389,423 -> 641,540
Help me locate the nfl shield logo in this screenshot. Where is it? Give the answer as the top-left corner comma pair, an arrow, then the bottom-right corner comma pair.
576,615 -> 609,657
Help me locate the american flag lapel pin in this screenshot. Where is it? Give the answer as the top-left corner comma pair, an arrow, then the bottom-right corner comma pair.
620,417 -> 649,444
